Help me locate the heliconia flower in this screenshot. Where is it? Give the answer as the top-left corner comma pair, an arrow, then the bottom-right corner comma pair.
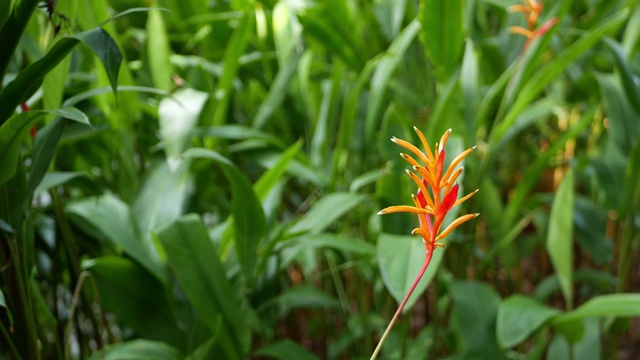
377,127 -> 478,253
509,0 -> 557,44
370,127 -> 478,360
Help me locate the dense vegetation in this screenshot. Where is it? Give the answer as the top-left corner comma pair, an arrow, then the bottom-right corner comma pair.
1,0 -> 639,359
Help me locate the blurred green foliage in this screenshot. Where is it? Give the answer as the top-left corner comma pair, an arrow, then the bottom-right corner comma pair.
1,0 -> 639,359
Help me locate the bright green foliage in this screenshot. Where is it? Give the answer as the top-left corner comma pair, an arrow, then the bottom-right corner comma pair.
1,1 -> 640,359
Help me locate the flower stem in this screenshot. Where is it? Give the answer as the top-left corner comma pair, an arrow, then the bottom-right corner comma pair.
370,248 -> 434,360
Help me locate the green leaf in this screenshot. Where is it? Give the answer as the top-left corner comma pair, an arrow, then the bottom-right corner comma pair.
146,8 -> 173,91
546,169 -> 574,308
553,294 -> 640,324
0,111 -> 44,186
496,295 -> 561,349
604,37 -> 640,116
66,194 -> 166,284
500,9 -> 628,135
254,140 -> 302,201
159,89 -> 209,168
212,8 -> 253,126
287,192 -> 367,235
0,27 -> 122,124
449,281 -> 504,357
288,233 -> 375,256
183,148 -> 265,286
263,284 -> 340,317
34,172 -> 83,194
133,161 -> 192,244
47,106 -> 91,126
253,340 -> 320,360
364,19 -> 420,143
83,257 -> 184,348
0,289 -> 13,327
419,0 -> 464,80
155,214 -> 250,360
377,233 -> 430,310
87,339 -> 183,360
596,73 -> 640,153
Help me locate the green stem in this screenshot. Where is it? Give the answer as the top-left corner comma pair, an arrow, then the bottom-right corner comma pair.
370,247 -> 434,360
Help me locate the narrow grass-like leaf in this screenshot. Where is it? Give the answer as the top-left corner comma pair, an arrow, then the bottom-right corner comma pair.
287,192 -> 366,235
212,8 -> 253,126
553,294 -> 640,324
364,19 -> 420,143
546,169 -> 574,309
254,140 -> 302,201
498,9 -> 629,139
34,172 -> 83,195
146,9 -> 173,91
156,214 -> 250,360
604,38 -> 640,116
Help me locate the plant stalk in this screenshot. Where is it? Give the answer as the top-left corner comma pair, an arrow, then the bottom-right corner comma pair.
370,247 -> 434,360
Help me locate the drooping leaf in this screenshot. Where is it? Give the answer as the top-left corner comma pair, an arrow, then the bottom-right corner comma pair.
287,192 -> 367,236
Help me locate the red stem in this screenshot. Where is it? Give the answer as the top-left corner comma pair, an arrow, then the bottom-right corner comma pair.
370,246 -> 435,360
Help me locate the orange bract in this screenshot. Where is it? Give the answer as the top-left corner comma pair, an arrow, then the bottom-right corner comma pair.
378,127 -> 478,250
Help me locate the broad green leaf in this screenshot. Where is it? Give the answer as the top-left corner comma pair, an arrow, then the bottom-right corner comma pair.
449,281 -> 504,357
373,0 -> 406,40
496,295 -> 561,349
364,19 -> 420,143
146,8 -> 173,91
158,89 -> 209,168
65,194 -> 166,284
83,257 -> 184,348
156,214 -> 250,360
253,340 -> 320,360
87,339 -> 183,360
546,169 -> 574,308
183,148 -> 265,286
133,161 -> 192,244
287,192 -> 367,235
619,140 -> 640,217
419,0 -> 464,80
377,233 -> 430,309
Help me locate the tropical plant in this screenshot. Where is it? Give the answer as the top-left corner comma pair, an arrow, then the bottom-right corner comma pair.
0,0 -> 639,359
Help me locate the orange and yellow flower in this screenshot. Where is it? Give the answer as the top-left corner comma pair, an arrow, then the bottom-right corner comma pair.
509,0 -> 557,43
377,127 -> 478,252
